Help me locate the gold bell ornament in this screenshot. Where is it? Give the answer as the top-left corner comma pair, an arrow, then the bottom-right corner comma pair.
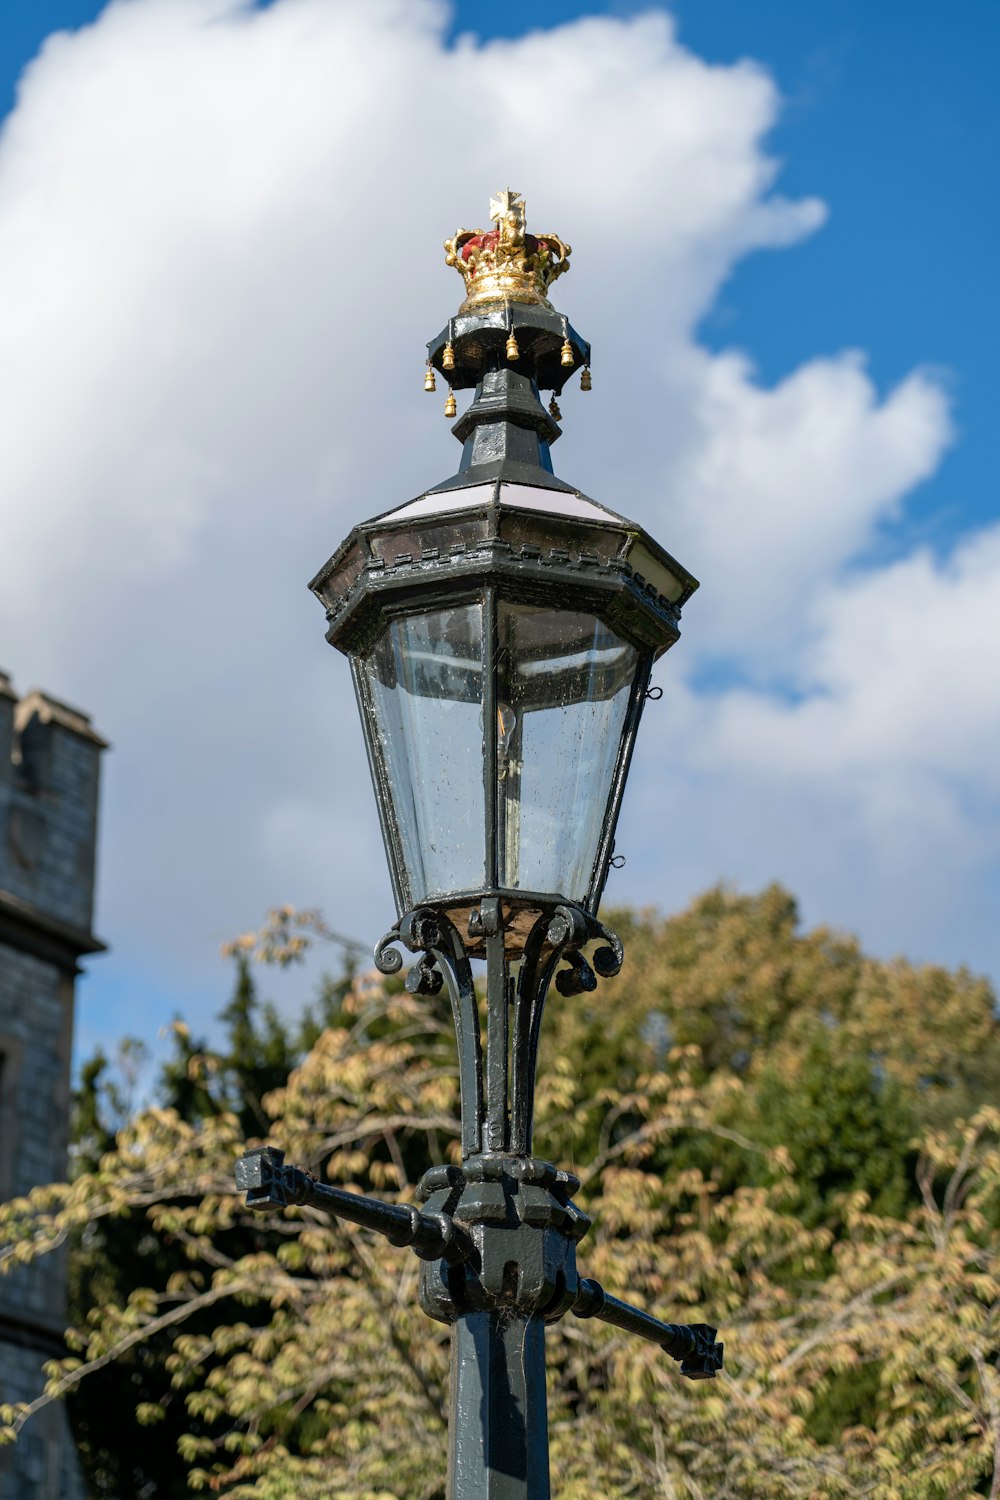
580,366 -> 592,391
505,331 -> 520,361
442,341 -> 456,371
548,396 -> 562,421
424,365 -> 437,393
444,389 -> 457,419
560,338 -> 574,368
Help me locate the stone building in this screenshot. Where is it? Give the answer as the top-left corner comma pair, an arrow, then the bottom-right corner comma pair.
0,672 -> 106,1499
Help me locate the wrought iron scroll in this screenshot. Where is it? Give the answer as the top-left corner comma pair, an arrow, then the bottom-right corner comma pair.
239,901 -> 721,1387
510,905 -> 624,1155
378,900 -> 623,1162
376,907 -> 484,1157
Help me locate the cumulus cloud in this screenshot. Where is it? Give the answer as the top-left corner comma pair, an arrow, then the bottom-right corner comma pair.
662,349 -> 953,662
0,0 -> 988,1048
619,517 -> 1000,979
707,525 -> 1000,779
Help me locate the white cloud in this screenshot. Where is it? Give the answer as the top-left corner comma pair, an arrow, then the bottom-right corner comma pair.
706,525 -> 1000,779
616,520 -> 1000,976
659,348 -> 953,663
0,0 -> 989,1046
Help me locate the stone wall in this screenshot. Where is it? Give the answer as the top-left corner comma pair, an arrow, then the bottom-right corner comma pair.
0,672 -> 106,1500
0,948 -> 74,1329
0,1344 -> 87,1500
0,681 -> 104,933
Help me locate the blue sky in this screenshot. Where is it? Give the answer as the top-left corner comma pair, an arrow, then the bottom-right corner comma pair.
452,0 -> 1000,551
3,0 -> 996,547
0,0 -> 997,1071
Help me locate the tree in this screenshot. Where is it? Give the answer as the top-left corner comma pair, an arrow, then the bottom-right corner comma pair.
2,885 -> 999,1497
753,1021 -> 916,1230
63,912 -> 360,1499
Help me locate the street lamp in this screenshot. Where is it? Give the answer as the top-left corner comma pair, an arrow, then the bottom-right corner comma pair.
237,189 -> 722,1499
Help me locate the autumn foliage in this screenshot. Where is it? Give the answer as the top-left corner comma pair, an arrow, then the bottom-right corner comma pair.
2,885 -> 999,1498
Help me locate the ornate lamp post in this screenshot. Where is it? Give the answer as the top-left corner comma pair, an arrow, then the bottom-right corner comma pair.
237,190 -> 722,1498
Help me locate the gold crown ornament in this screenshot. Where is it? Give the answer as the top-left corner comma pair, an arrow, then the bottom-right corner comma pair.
444,189 -> 571,312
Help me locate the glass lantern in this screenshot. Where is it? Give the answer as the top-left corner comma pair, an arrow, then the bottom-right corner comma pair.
311,479 -> 696,946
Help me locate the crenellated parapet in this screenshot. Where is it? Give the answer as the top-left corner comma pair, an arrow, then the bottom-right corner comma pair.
0,675 -> 107,958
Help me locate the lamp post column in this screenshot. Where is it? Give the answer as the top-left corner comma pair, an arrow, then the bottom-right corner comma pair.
448,1312 -> 549,1499
238,186 -> 722,1500
402,905 -> 601,1500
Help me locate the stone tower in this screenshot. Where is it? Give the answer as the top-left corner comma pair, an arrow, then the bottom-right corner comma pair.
0,672 -> 106,1499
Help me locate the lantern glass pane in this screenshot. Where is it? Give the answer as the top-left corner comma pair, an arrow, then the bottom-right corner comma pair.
365,604 -> 485,905
495,603 -> 638,902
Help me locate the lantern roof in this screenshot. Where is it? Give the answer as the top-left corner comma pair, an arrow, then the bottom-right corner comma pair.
309,475 -> 697,659
310,188 -> 698,660
380,480 -> 635,529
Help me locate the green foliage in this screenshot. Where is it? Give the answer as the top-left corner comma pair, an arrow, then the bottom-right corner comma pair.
1,883 -> 999,1498
64,928 -> 361,1499
754,1022 -> 917,1229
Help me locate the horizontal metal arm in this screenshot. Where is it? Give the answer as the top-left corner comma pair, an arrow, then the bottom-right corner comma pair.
571,1276 -> 723,1380
235,1146 -> 463,1262
236,1152 -> 722,1377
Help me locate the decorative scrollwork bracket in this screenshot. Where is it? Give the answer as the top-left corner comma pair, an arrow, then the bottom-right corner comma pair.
236,899 -> 722,1386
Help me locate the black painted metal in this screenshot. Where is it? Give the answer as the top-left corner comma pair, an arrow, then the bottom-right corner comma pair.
573,1278 -> 724,1378
350,656 -> 407,916
234,891 -> 721,1491
235,225 -> 720,1495
482,900 -> 509,1155
378,900 -> 625,1157
587,649 -> 654,910
315,400 -> 697,930
482,588 -> 500,892
377,907 -> 483,1158
448,1313 -> 550,1500
450,366 -> 561,484
377,900 -> 719,1493
427,302 -> 590,398
236,1141 -> 721,1375
235,1145 -> 462,1261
